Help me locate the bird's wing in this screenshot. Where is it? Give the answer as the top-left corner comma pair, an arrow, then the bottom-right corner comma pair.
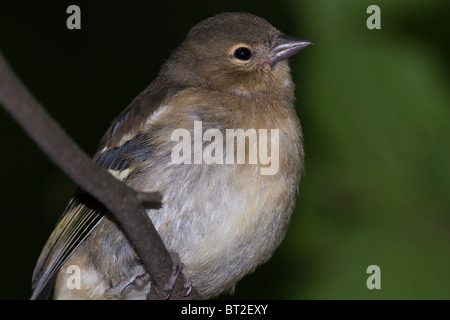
30,86 -> 172,300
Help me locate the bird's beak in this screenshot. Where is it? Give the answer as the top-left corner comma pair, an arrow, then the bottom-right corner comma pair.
267,34 -> 312,66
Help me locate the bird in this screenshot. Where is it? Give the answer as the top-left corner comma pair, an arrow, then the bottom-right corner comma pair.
30,12 -> 311,300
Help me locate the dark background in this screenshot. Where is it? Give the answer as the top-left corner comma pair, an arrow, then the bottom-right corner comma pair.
1,0 -> 449,299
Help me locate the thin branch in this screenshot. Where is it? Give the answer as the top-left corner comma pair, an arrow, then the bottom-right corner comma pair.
0,50 -> 201,300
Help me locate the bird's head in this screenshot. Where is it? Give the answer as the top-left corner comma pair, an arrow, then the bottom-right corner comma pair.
160,12 -> 311,96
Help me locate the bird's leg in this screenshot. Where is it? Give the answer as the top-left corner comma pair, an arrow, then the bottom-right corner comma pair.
121,252 -> 192,299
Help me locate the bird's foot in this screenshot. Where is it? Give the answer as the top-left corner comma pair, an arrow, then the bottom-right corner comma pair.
165,252 -> 192,299
121,272 -> 151,296
121,252 -> 191,299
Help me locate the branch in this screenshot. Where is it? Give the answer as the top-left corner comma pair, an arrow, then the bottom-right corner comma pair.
0,50 -> 201,300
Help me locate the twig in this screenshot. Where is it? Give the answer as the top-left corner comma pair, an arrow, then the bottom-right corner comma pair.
0,50 -> 201,300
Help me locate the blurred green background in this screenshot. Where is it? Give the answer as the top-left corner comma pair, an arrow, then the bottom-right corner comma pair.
1,0 -> 449,299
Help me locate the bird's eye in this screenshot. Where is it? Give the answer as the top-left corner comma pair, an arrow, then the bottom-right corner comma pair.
233,47 -> 252,61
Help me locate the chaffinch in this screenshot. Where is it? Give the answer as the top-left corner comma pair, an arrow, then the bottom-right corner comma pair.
31,12 -> 311,300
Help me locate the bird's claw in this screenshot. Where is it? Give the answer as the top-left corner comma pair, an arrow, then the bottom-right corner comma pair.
121,272 -> 151,296
165,252 -> 192,299
121,252 -> 191,299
